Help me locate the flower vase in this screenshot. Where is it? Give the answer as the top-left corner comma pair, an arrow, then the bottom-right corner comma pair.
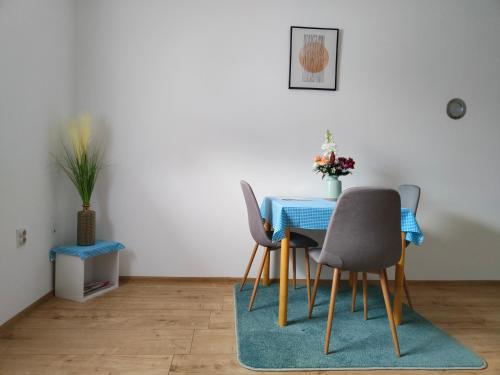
77,204 -> 96,246
325,175 -> 342,200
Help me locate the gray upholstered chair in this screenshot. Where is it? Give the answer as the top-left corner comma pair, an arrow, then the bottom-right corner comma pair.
396,184 -> 420,308
240,181 -> 318,311
399,184 -> 420,215
307,187 -> 401,356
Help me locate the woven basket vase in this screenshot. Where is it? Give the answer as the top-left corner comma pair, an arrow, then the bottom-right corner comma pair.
77,205 -> 95,246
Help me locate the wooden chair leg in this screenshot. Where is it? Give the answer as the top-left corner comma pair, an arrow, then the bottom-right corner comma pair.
403,274 -> 413,310
380,269 -> 401,357
240,243 -> 259,291
308,264 -> 322,318
248,249 -> 269,311
292,248 -> 297,289
362,272 -> 368,320
304,248 -> 311,309
324,268 -> 342,354
351,271 -> 358,312
262,248 -> 270,286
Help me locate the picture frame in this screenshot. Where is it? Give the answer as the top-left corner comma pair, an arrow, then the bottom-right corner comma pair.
288,26 -> 339,91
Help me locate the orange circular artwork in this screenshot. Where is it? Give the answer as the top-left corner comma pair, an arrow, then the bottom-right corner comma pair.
299,42 -> 329,73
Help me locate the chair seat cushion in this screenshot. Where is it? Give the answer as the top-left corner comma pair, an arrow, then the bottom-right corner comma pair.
289,232 -> 319,248
308,248 -> 322,263
308,248 -> 343,268
265,231 -> 318,249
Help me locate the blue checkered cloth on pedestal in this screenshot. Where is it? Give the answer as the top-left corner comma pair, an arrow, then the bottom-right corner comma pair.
49,240 -> 125,261
260,197 -> 424,245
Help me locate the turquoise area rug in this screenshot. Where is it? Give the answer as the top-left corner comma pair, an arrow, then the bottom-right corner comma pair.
234,283 -> 486,371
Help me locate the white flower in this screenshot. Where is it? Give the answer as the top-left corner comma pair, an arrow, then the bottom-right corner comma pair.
321,142 -> 337,153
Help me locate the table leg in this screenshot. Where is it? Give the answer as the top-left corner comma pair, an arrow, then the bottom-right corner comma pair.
279,228 -> 290,326
262,222 -> 271,286
393,232 -> 407,326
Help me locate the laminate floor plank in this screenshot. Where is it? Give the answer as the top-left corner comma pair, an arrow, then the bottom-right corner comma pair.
0,354 -> 173,375
209,310 -> 235,329
190,329 -> 236,354
19,309 -> 211,330
0,327 -> 193,355
41,296 -> 223,312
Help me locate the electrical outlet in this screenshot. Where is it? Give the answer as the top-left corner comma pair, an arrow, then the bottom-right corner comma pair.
16,228 -> 27,247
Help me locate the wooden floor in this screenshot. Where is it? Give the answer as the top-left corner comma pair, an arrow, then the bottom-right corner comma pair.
0,279 -> 499,374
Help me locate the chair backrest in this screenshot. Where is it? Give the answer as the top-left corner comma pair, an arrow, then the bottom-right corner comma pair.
318,187 -> 402,271
398,184 -> 420,215
240,181 -> 274,247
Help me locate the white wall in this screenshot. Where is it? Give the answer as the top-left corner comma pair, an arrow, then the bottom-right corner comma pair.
71,0 -> 499,280
0,0 -> 76,325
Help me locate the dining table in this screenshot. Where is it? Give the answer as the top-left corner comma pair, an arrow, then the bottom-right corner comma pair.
260,196 -> 424,327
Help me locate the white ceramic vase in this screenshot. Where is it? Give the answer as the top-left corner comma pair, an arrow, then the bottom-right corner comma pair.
325,175 -> 342,200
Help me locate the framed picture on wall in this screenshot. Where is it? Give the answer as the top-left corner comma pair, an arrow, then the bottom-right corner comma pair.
289,26 -> 339,91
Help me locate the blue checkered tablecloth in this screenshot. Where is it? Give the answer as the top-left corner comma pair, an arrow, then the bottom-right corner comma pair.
260,197 -> 424,245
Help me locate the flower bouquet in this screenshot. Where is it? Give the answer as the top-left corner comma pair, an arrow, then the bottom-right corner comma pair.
313,130 -> 355,199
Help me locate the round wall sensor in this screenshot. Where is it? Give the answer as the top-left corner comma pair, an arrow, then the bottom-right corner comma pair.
447,98 -> 466,120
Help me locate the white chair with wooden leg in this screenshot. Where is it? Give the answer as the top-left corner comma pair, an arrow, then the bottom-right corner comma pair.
240,181 -> 318,310
307,187 -> 403,356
